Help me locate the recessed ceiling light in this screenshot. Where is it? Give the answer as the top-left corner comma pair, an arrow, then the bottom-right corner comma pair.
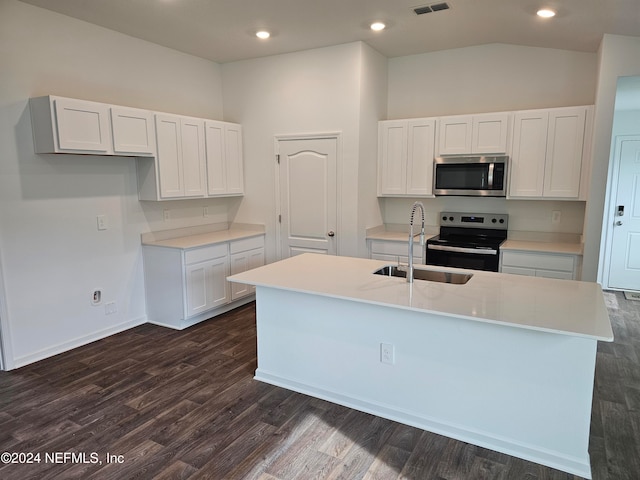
536,8 -> 556,18
370,22 -> 386,31
256,30 -> 270,39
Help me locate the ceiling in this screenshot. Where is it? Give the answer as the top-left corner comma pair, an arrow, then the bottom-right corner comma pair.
18,0 -> 640,64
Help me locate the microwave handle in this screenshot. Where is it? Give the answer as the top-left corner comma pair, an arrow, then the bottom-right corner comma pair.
487,163 -> 494,189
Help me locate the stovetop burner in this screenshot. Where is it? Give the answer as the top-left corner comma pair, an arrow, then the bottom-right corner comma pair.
426,212 -> 509,250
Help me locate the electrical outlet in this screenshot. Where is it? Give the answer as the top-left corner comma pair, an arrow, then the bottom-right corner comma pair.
91,289 -> 102,305
380,343 -> 395,365
163,209 -> 170,221
105,301 -> 117,315
96,215 -> 108,231
552,210 -> 561,225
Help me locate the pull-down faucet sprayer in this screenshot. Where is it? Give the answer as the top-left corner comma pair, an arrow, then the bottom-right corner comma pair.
408,202 -> 426,283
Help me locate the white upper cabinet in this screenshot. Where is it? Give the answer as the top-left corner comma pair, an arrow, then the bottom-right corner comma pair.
509,106 -> 591,199
30,96 -> 112,154
378,118 -> 436,197
153,114 -> 206,199
110,106 -> 155,156
205,121 -> 244,196
543,107 -> 587,198
438,113 -> 510,156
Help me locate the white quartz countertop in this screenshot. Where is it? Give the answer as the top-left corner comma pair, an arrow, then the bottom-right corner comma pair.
501,240 -> 583,255
142,228 -> 264,249
228,253 -> 613,341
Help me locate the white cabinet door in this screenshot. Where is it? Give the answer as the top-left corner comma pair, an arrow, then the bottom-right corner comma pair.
406,119 -> 436,196
54,97 -> 111,153
378,118 -> 435,197
155,114 -> 206,199
155,114 -> 183,198
509,111 -> 549,197
180,117 -> 207,197
543,107 -> 586,198
205,121 -> 226,195
185,256 -> 229,318
378,120 -> 407,195
438,115 -> 472,155
230,248 -> 264,300
205,121 -> 244,196
472,113 -> 510,154
111,106 -> 155,156
225,123 -> 244,195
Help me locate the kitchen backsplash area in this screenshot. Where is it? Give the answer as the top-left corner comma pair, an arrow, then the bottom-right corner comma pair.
379,196 -> 585,242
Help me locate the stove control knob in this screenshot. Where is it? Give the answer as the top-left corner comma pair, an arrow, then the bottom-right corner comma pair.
442,216 -> 447,221
449,216 -> 454,221
499,218 -> 505,224
491,218 -> 497,223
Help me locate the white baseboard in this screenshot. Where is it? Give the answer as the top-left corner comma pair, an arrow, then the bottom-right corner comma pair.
12,315 -> 147,369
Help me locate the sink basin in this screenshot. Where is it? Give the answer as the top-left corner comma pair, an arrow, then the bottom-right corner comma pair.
373,265 -> 473,285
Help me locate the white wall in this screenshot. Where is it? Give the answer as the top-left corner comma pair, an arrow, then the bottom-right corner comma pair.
0,0 -> 226,368
388,44 -> 597,118
588,35 -> 640,283
356,44 -> 387,256
222,42 -> 383,260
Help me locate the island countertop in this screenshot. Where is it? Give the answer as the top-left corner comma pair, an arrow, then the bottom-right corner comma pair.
228,253 -> 613,341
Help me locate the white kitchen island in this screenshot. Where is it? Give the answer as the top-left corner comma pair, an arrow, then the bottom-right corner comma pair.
228,253 -> 613,479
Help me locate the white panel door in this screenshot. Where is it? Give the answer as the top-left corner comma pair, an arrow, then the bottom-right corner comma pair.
278,137 -> 338,258
609,139 -> 640,290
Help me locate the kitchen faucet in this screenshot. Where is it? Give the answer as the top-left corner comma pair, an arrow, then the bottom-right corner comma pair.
407,201 -> 426,283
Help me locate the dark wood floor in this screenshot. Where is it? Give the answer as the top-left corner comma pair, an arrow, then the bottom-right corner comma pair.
0,291 -> 638,480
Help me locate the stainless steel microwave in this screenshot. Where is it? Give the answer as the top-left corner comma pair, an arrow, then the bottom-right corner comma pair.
433,156 -> 508,197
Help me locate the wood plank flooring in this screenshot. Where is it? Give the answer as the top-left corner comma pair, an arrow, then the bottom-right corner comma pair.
0,291 -> 638,479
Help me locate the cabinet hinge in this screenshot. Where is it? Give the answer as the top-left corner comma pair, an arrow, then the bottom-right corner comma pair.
278,214 -> 282,223
276,154 -> 280,164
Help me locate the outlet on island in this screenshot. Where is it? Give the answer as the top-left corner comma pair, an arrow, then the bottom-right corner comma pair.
380,343 -> 395,365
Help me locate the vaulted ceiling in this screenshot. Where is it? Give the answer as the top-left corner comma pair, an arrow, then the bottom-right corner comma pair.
18,0 -> 640,63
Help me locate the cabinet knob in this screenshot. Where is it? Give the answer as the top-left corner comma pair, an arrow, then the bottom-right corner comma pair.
328,231 -> 335,237
616,221 -> 623,226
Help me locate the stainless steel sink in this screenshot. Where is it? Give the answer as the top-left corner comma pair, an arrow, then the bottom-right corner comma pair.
373,265 -> 473,285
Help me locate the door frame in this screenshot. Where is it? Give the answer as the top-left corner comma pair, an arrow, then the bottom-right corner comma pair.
599,134 -> 640,290
274,132 -> 342,260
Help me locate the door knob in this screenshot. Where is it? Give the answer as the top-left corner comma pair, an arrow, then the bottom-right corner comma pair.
616,221 -> 623,226
327,231 -> 335,237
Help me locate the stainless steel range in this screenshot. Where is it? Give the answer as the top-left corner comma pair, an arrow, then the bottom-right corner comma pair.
426,212 -> 508,272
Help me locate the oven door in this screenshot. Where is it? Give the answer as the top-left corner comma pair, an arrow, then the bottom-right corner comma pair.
426,244 -> 500,272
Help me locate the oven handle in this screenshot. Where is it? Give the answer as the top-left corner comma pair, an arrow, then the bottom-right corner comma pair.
427,244 -> 498,255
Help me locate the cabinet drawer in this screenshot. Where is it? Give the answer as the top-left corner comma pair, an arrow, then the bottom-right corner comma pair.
229,235 -> 264,254
185,244 -> 228,264
501,251 -> 575,272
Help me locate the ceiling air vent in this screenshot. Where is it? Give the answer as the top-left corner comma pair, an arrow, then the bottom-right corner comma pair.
413,2 -> 450,15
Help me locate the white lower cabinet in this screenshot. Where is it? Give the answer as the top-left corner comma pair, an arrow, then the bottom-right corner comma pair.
229,237 -> 265,300
143,235 -> 265,329
368,239 -> 424,265
185,245 -> 229,316
500,250 -> 580,280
